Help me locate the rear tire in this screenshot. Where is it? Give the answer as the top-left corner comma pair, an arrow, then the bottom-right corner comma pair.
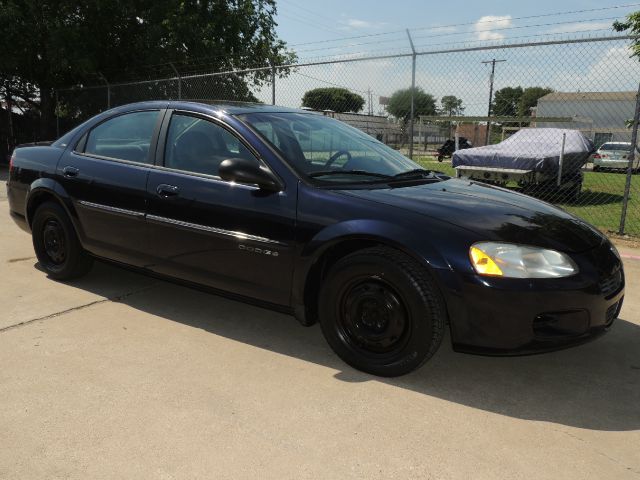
32,201 -> 93,280
318,247 -> 446,377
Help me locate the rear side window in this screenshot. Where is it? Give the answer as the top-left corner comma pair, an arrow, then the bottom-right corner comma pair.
84,111 -> 159,164
164,114 -> 258,177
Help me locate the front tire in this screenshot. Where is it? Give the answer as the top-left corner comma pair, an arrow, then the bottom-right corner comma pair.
32,201 -> 93,280
318,247 -> 446,377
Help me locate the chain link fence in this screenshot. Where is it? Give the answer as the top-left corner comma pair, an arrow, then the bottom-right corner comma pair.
57,34 -> 640,237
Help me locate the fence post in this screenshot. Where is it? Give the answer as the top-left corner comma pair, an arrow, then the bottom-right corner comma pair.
557,133 -> 566,187
618,81 -> 640,235
406,29 -> 416,160
271,65 -> 276,106
55,90 -> 60,138
169,63 -> 182,100
98,73 -> 111,109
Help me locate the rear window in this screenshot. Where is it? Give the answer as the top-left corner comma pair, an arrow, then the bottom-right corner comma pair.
600,143 -> 631,151
83,110 -> 159,163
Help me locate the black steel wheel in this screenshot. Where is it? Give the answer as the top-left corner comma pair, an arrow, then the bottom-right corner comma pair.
42,218 -> 67,265
337,278 -> 410,355
318,247 -> 446,377
32,201 -> 93,280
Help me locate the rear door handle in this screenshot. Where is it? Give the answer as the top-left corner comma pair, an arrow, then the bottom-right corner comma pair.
156,184 -> 180,198
62,166 -> 79,178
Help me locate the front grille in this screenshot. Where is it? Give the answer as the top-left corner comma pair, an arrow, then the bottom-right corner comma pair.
599,270 -> 622,297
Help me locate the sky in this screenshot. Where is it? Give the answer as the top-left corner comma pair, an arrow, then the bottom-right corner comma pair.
255,1 -> 640,114
274,0 -> 639,57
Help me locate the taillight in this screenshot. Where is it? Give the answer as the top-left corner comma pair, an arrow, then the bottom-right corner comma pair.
9,152 -> 15,172
593,154 -> 601,159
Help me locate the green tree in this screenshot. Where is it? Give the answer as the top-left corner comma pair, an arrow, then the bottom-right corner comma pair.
0,0 -> 295,139
518,87 -> 553,117
491,86 -> 523,117
301,87 -> 365,113
439,95 -> 465,116
386,87 -> 436,123
438,95 -> 465,139
614,12 -> 640,57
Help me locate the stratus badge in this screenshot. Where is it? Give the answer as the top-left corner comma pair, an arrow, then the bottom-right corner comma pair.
239,244 -> 279,257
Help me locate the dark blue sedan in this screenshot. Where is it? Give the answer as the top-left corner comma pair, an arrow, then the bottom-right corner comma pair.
6,101 -> 624,376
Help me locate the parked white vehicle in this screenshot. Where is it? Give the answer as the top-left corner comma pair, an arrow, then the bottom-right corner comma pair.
592,142 -> 640,171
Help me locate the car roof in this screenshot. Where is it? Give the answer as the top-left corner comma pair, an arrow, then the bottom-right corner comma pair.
600,142 -> 631,146
106,100 -> 312,116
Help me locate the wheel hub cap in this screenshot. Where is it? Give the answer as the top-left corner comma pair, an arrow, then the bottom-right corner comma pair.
340,280 -> 408,353
43,219 -> 66,265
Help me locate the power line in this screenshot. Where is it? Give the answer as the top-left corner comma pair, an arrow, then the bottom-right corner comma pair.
292,16 -> 621,55
409,4 -> 638,31
276,2 -> 348,35
411,16 -> 620,41
287,3 -> 639,47
278,0 -> 352,30
295,29 -> 626,62
410,28 -> 621,53
278,12 -> 345,36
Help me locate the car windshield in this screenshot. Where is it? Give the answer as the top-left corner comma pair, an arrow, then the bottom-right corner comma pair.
600,143 -> 632,151
237,112 -> 421,183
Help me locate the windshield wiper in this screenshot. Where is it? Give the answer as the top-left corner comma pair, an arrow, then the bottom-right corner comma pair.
391,168 -> 436,180
308,170 -> 392,179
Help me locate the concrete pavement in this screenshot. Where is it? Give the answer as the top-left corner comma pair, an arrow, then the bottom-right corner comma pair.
1,168 -> 639,479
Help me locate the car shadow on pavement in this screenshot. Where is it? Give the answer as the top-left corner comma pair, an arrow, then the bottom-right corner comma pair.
65,261 -> 640,432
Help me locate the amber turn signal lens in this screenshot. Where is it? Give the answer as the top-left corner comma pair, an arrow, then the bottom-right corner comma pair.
469,246 -> 504,276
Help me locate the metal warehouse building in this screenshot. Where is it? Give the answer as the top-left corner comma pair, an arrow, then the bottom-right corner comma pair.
535,91 -> 636,147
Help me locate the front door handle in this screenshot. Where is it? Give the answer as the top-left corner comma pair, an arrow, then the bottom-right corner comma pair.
62,166 -> 79,178
156,184 -> 180,198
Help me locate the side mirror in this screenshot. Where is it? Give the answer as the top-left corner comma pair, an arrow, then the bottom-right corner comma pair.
218,157 -> 281,192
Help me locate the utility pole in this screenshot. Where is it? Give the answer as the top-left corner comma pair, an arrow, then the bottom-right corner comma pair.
481,58 -> 506,145
406,29 -> 417,159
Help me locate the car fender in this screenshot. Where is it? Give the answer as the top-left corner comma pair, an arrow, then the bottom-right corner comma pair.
304,219 -> 449,267
291,218 -> 455,312
25,179 -> 85,242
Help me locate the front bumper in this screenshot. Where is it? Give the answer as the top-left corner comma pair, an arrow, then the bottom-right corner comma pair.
443,241 -> 624,355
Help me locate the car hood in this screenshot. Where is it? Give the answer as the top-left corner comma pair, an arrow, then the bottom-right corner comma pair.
340,178 -> 604,253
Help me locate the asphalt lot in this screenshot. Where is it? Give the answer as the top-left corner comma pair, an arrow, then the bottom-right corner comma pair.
1,167 -> 639,479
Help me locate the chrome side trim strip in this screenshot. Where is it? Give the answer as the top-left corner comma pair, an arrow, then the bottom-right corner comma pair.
146,214 -> 286,246
78,200 -> 145,218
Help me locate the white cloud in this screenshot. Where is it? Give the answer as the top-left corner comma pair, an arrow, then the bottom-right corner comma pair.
346,19 -> 372,28
474,15 -> 512,41
580,46 -> 638,90
338,18 -> 389,30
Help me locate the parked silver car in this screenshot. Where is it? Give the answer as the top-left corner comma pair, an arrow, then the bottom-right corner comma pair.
592,142 -> 640,171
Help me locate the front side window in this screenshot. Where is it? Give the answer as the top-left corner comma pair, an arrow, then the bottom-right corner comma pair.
84,111 -> 159,163
164,114 -> 258,177
238,112 -> 418,183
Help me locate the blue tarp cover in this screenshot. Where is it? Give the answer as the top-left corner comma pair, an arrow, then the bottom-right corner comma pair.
452,128 -> 594,175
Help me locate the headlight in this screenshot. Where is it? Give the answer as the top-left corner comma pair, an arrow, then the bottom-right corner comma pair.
609,242 -> 621,261
469,242 -> 578,278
